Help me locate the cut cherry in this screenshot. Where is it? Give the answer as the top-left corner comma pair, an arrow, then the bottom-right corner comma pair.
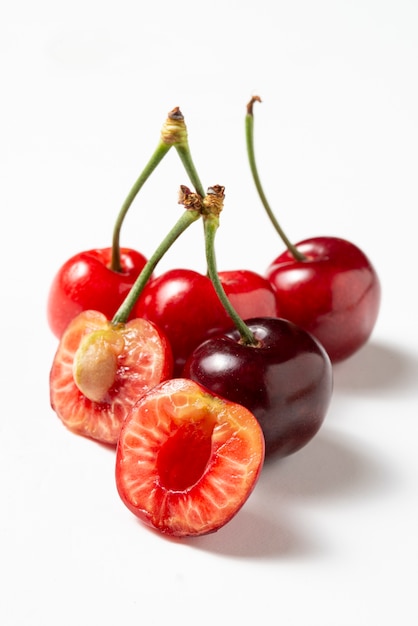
50,310 -> 173,444
115,378 -> 265,537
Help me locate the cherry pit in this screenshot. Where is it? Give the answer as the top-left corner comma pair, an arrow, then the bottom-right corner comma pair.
48,99 -> 381,537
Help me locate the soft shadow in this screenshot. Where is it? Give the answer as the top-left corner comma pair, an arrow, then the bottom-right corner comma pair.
260,429 -> 394,501
184,503 -> 319,560
333,340 -> 418,395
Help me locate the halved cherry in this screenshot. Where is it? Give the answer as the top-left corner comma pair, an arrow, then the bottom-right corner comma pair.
115,378 -> 265,537
50,310 -> 173,444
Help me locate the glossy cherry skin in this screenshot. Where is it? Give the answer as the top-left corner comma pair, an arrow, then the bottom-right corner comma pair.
133,268 -> 279,376
219,269 -> 279,320
266,237 -> 381,363
183,317 -> 333,458
47,247 -> 148,338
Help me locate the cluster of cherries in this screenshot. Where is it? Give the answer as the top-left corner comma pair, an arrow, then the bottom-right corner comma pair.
48,98 -> 381,538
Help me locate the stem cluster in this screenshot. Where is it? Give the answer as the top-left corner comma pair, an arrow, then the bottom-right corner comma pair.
109,99 -> 297,346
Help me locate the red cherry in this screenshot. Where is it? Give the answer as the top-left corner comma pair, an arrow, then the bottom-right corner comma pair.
115,378 -> 265,537
47,247 -> 148,338
133,269 -> 229,375
266,236 -> 381,362
133,268 -> 279,375
49,310 -> 173,444
184,316 -> 333,458
218,269 -> 279,320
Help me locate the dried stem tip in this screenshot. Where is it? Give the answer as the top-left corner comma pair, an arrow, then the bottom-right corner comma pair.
246,95 -> 262,116
202,185 -> 225,217
161,106 -> 188,145
178,185 -> 204,212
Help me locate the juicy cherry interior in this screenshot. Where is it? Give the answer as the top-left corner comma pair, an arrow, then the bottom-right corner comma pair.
157,420 -> 214,491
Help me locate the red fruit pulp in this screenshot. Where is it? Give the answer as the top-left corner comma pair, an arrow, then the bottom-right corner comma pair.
50,310 -> 173,444
266,236 -> 381,362
47,247 -> 148,338
115,378 -> 265,537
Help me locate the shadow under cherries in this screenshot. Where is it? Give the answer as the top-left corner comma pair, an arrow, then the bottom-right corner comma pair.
332,339 -> 418,395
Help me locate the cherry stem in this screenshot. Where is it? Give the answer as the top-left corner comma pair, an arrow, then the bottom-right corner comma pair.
111,199 -> 201,325
203,187 -> 258,346
110,141 -> 171,272
111,107 -> 200,272
175,144 -> 206,199
246,96 -> 306,262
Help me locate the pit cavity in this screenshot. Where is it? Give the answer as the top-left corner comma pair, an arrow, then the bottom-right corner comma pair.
157,420 -> 215,491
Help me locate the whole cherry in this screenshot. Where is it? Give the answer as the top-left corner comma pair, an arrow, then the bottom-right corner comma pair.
133,266 -> 278,376
266,236 -> 381,362
246,96 -> 381,362
47,247 -> 148,338
184,316 -> 333,458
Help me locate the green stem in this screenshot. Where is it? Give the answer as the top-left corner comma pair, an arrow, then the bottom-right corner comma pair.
112,208 -> 201,324
111,141 -> 172,272
110,106 -> 192,272
175,143 -> 206,199
204,212 -> 257,346
245,97 -> 306,262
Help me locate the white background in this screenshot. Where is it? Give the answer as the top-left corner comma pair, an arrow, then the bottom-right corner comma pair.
2,1 -> 418,624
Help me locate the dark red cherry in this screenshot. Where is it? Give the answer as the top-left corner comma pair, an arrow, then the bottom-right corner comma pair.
266,236 -> 381,363
183,316 -> 333,458
133,268 -> 278,375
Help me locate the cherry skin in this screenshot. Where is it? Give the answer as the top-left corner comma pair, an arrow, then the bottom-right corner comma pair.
183,316 -> 333,458
47,247 -> 148,338
266,236 -> 381,363
133,267 -> 279,376
218,269 -> 279,320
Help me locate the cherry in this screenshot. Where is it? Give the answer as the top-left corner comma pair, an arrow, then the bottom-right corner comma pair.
219,269 -> 279,320
47,247 -> 148,338
133,268 -> 230,376
184,317 -> 333,458
133,267 -> 278,376
266,236 -> 381,362
50,310 -> 173,444
115,378 -> 265,537
246,96 -> 381,362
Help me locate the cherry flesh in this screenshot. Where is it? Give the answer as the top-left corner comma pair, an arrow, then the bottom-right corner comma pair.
50,310 -> 172,444
266,236 -> 381,362
183,316 -> 333,458
115,378 -> 265,537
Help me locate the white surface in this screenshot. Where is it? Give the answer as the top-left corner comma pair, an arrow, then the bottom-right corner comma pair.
2,1 -> 418,625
